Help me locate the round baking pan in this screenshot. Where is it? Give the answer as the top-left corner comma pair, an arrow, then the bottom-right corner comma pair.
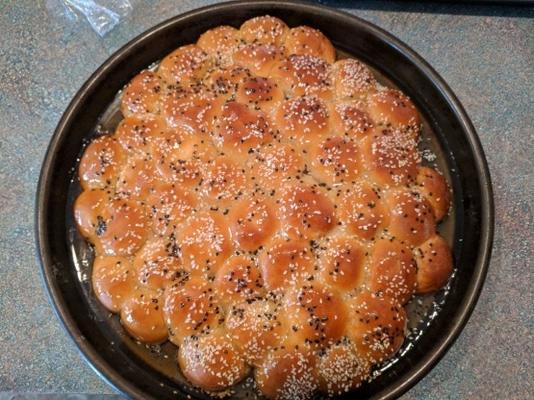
35,1 -> 494,399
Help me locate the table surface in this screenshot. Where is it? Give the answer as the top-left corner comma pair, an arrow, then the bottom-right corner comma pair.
1,1 -> 533,399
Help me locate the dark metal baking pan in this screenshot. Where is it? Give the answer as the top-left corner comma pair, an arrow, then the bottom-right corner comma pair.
36,1 -> 494,399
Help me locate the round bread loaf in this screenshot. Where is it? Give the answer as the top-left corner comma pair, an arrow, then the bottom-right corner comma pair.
75,15 -> 453,399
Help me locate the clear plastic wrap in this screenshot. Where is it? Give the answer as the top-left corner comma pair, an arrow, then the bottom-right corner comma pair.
46,0 -> 134,36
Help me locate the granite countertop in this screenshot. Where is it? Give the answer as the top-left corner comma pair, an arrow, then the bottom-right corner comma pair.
0,1 -> 532,399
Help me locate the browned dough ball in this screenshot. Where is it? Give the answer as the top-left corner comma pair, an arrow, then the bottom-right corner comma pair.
163,276 -> 220,345
319,236 -> 366,291
214,255 -> 264,304
276,95 -> 330,146
235,76 -> 284,113
367,238 -> 417,305
175,211 -> 233,275
73,189 -> 109,242
114,115 -> 166,155
272,54 -> 333,99
336,182 -> 388,241
359,126 -> 420,186
158,44 -> 210,85
414,234 -> 453,293
120,70 -> 163,117
79,135 -> 125,190
284,26 -> 336,63
308,135 -> 361,185
414,166 -> 451,221
255,346 -> 319,400
228,196 -> 278,251
197,25 -> 240,66
133,237 -> 183,291
332,58 -> 377,99
200,156 -> 251,205
145,182 -> 197,236
346,291 -> 406,364
259,237 -> 315,291
97,197 -> 149,256
383,189 -> 436,247
330,100 -> 374,138
240,15 -> 289,46
225,299 -> 284,365
233,43 -> 285,77
116,155 -> 158,199
92,256 -> 136,313
277,184 -> 336,240
367,88 -> 421,133
283,284 -> 348,346
178,330 -> 249,391
120,289 -> 167,343
316,341 -> 371,396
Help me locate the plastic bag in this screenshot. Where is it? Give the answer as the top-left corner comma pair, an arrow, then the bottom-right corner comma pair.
47,0 -> 134,37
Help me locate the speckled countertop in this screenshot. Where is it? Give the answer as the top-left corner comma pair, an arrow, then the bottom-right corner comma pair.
0,1 -> 532,399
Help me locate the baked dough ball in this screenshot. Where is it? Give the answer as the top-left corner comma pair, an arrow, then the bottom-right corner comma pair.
332,58 -> 376,99
414,234 -> 453,293
347,291 -> 406,364
133,237 -> 183,290
97,197 -> 149,256
205,66 -> 251,99
158,44 -> 210,85
367,88 -> 421,132
200,156 -> 250,205
330,100 -> 374,138
121,70 -> 162,117
259,238 -> 314,290
226,299 -> 284,365
309,135 -> 361,185
92,256 -> 135,313
233,43 -> 285,77
120,289 -> 167,343
235,76 -> 284,113
196,25 -> 240,66
247,142 -> 305,188
212,101 -> 274,154
114,115 -> 166,155
319,236 -> 366,291
163,277 -> 220,345
277,184 -> 336,240
272,54 -> 332,99
79,135 -> 125,190
384,189 -> 436,247
214,255 -> 264,304
276,95 -> 330,145
337,182 -> 388,240
161,87 -> 216,134
283,284 -> 347,345
316,341 -> 371,396
414,166 -> 450,221
145,182 -> 197,236
240,16 -> 289,46
284,26 -> 336,63
228,196 -> 278,251
74,188 -> 109,242
151,128 -> 213,187
255,346 -> 318,400
367,238 -> 417,305
175,211 -> 232,274
116,155 -> 157,199
178,330 -> 249,391
360,126 -> 419,186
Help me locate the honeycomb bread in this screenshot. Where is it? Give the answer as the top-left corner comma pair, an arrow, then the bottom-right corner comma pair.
74,15 -> 453,399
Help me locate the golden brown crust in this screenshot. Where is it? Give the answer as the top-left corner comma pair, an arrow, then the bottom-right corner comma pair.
76,16 -> 454,397
414,234 -> 453,293
284,26 -> 335,63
